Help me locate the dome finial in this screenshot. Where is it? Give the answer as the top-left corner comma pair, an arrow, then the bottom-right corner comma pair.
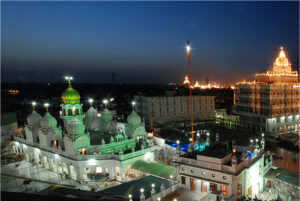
103,99 -> 108,108
131,101 -> 136,110
32,101 -> 36,110
88,98 -> 94,106
44,103 -> 49,112
65,75 -> 73,86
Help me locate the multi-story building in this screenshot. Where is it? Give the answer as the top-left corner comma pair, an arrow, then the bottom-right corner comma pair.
177,134 -> 272,201
134,95 -> 215,129
215,109 -> 240,129
234,47 -> 300,135
13,78 -> 154,183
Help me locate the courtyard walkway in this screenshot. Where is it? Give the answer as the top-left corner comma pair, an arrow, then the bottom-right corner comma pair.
161,187 -> 208,201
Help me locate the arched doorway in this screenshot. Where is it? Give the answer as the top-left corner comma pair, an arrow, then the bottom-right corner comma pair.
115,167 -> 121,181
70,165 -> 76,180
43,156 -> 49,169
51,159 -> 57,172
25,153 -> 29,161
62,163 -> 68,175
68,109 -> 72,116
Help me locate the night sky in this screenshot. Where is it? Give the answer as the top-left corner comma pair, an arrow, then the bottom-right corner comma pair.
1,1 -> 299,84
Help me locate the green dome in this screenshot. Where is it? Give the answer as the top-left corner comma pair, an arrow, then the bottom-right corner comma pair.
127,110 -> 141,126
40,112 -> 57,128
62,84 -> 80,104
101,108 -> 113,122
27,110 -> 42,126
66,117 -> 85,135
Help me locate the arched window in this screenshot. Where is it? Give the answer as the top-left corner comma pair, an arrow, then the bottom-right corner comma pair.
75,109 -> 79,115
68,109 -> 72,116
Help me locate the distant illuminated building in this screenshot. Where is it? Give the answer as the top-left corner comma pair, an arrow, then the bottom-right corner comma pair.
183,75 -> 190,85
182,77 -> 223,89
134,95 -> 215,129
8,89 -> 19,95
194,81 -> 201,88
234,47 -> 300,135
215,109 -> 240,129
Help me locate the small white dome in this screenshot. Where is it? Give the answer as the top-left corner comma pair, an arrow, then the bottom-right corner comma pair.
27,110 -> 42,126
127,110 -> 141,126
86,107 -> 97,119
40,112 -> 57,128
66,117 -> 85,135
101,108 -> 113,122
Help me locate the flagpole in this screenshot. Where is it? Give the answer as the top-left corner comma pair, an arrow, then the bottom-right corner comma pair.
186,40 -> 194,144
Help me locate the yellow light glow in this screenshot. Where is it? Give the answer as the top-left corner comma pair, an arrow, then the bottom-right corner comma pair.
194,81 -> 201,88
183,75 -> 190,85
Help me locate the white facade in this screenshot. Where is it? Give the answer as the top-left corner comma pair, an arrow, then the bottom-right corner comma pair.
266,114 -> 300,134
134,95 -> 215,129
13,138 -> 154,183
177,141 -> 272,201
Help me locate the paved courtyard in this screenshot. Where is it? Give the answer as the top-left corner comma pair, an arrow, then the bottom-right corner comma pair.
161,187 -> 208,201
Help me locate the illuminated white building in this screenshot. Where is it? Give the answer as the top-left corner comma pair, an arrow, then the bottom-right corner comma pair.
183,75 -> 223,89
234,47 -> 300,135
13,78 -> 154,183
134,95 -> 215,129
177,135 -> 272,200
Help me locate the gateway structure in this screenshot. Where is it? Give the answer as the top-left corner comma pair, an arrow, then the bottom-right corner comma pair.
234,47 -> 300,135
13,78 -> 154,183
177,135 -> 272,201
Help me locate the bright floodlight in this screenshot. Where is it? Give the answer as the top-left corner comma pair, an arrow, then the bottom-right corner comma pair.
44,103 -> 49,107
189,138 -> 192,142
97,113 -> 101,117
110,98 -> 114,102
152,183 -> 155,188
128,194 -> 132,198
103,99 -> 108,105
250,139 -> 253,143
207,132 -> 210,136
186,45 -> 191,52
88,98 -> 94,104
32,101 -> 36,106
262,133 -> 264,137
255,138 -> 259,142
157,197 -> 161,201
65,76 -> 73,80
170,175 -> 173,179
132,101 -> 136,106
140,188 -> 144,193
176,140 -> 180,145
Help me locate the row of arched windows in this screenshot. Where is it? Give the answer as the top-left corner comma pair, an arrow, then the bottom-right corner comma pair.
63,109 -> 80,116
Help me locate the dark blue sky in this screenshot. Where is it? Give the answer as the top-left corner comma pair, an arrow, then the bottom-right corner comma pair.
2,1 -> 299,84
